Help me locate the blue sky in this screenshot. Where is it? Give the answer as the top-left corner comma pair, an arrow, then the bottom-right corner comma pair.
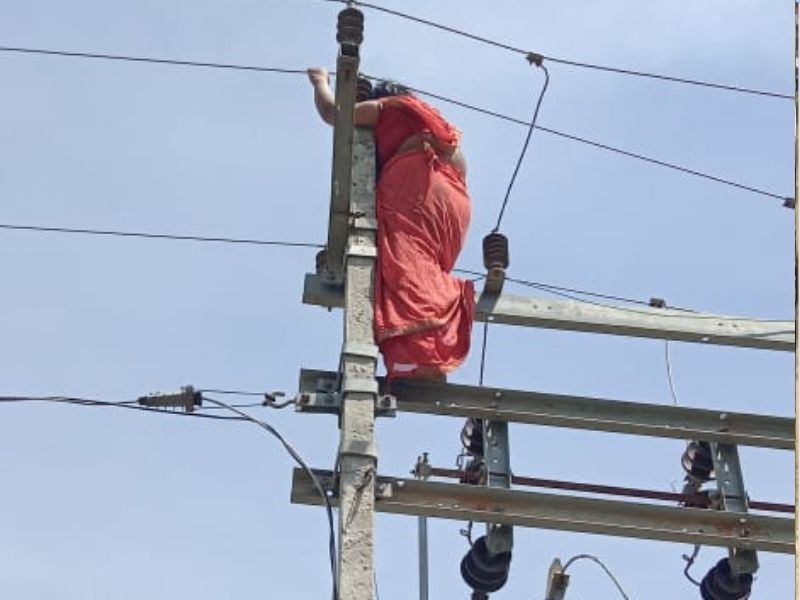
0,1 -> 794,598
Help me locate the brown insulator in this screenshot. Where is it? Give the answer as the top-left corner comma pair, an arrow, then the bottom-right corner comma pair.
482,232 -> 509,294
336,8 -> 364,55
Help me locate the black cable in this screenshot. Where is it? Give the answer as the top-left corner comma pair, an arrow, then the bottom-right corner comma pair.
0,224 -> 324,248
493,63 -> 550,231
0,44 -> 787,201
0,46 -> 310,75
201,395 -> 338,600
0,395 -> 247,420
0,392 -> 338,599
478,321 -> 490,386
332,0 -> 792,101
384,83 -> 790,203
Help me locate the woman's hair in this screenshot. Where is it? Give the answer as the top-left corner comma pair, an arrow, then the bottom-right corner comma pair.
371,79 -> 412,99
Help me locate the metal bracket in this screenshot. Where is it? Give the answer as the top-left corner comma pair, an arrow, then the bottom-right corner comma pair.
342,341 -> 379,360
345,243 -> 377,259
339,439 -> 378,460
711,442 -> 759,576
295,369 -> 396,417
484,419 -> 514,555
342,375 -> 379,395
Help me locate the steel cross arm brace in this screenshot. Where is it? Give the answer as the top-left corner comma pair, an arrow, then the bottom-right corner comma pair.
303,274 -> 795,351
711,443 -> 759,575
295,369 -> 794,449
291,468 -> 794,553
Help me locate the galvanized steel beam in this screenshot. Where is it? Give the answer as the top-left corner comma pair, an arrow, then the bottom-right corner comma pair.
291,469 -> 795,554
297,369 -> 795,450
303,274 -> 794,352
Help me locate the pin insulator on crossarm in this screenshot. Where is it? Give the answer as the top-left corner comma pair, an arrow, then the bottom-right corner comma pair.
482,232 -> 509,294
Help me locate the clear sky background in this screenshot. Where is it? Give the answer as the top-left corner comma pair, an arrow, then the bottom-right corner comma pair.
0,1 -> 794,598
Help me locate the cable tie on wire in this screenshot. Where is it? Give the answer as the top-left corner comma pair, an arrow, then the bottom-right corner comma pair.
649,297 -> 667,309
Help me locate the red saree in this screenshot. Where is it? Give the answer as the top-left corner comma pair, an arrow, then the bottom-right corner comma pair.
373,96 -> 475,379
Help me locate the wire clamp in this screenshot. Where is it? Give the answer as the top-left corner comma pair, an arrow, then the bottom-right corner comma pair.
526,52 -> 544,67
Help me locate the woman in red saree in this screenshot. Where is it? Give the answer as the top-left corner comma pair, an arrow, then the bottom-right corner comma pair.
309,69 -> 474,380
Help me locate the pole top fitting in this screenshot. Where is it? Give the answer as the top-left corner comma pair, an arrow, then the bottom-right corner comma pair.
337,7 -> 364,56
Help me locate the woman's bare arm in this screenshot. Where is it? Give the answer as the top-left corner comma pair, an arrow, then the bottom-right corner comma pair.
308,67 -> 381,127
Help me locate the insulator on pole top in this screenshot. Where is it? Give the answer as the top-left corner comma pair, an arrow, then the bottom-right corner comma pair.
482,232 -> 509,294
336,7 -> 364,56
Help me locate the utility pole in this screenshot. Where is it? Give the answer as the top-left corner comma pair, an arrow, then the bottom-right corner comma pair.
294,6 -> 797,598
794,0 -> 799,589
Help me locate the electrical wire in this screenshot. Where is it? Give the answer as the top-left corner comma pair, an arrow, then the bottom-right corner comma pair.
493,63 -> 550,232
328,0 -> 792,101
0,46 -> 311,75
562,554 -> 632,600
0,44 -> 788,202
0,392 -> 338,599
478,322 -> 490,386
681,544 -> 703,587
201,395 -> 338,600
0,223 -> 324,248
1,221 -> 787,322
664,340 -> 680,406
397,84 -> 791,204
0,395 -> 247,421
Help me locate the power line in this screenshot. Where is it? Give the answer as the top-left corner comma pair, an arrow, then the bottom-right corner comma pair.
1,392 -> 339,600
331,0 -> 792,101
0,223 -> 324,248
201,395 -> 338,600
562,554 -> 631,600
1,45 -> 788,202
493,62 -> 550,232
0,46 -> 310,75
4,222 -> 785,321
375,81 -> 790,204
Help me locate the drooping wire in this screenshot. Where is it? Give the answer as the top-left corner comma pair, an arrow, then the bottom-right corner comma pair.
478,322 -> 490,386
681,544 -> 703,587
0,44 -> 789,202
493,62 -> 550,232
201,395 -> 338,600
664,340 -> 680,406
0,223 -> 323,248
562,554 -> 631,600
327,0 -> 792,101
0,392 -> 338,600
401,83 -> 790,204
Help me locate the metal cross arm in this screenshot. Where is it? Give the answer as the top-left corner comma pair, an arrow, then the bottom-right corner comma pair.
296,368 -> 795,450
303,273 -> 795,352
290,468 -> 794,554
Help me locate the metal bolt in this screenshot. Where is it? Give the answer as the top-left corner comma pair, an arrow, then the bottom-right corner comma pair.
381,396 -> 391,408
299,393 -> 310,405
